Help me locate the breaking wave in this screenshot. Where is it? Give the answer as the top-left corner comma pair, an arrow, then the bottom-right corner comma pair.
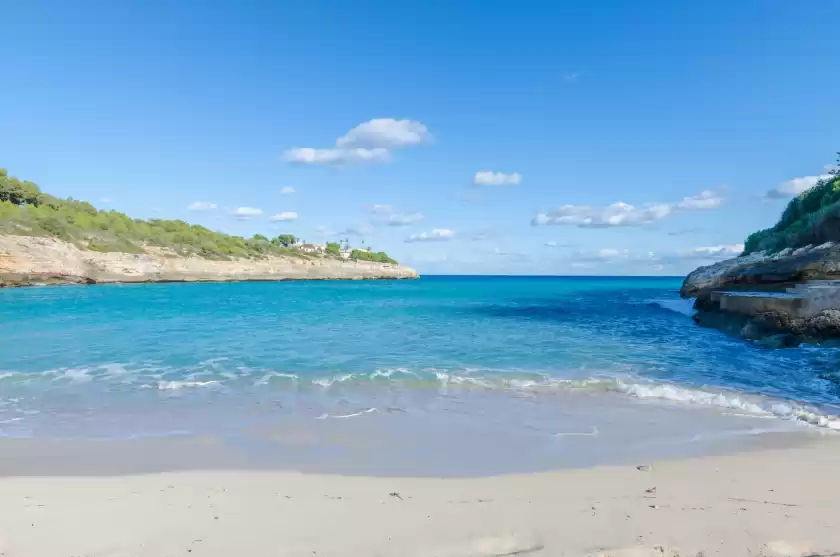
1,363 -> 839,431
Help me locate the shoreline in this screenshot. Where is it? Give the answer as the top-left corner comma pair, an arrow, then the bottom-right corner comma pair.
0,273 -> 418,288
1,437 -> 838,556
0,427 -> 828,478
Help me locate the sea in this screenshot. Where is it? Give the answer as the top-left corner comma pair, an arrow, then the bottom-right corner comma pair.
1,276 -> 839,476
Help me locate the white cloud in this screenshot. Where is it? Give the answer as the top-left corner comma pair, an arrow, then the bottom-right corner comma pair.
473,171 -> 522,186
562,72 -> 579,82
284,147 -> 390,165
284,119 -> 430,166
651,244 -> 745,264
532,189 -> 724,228
405,228 -> 456,243
369,204 -> 395,214
270,211 -> 298,222
188,201 -> 218,211
593,248 -> 626,260
676,190 -> 724,209
337,119 -> 430,149
544,241 -> 575,247
533,202 -> 673,227
387,212 -> 424,226
100,197 -> 114,204
765,174 -> 830,199
231,207 -> 263,220
686,244 -> 744,258
280,186 -> 296,195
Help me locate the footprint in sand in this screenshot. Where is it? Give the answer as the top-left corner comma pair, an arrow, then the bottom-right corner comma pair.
417,535 -> 544,557
765,540 -> 839,557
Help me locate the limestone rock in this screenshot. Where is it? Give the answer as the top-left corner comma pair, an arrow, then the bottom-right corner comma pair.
681,247 -> 840,298
0,235 -> 419,286
682,246 -> 840,344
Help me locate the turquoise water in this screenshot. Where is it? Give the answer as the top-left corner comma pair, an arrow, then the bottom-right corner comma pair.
1,276 -> 839,473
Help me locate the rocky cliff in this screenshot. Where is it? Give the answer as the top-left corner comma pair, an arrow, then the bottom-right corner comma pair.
0,235 -> 419,286
681,243 -> 840,298
681,243 -> 840,345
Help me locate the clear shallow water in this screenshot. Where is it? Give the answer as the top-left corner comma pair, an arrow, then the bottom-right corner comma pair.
1,276 -> 839,474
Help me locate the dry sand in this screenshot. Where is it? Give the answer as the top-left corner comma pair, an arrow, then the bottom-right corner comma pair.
0,437 -> 839,557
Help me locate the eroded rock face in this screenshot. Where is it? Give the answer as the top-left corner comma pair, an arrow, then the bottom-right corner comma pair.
681,244 -> 840,298
0,236 -> 419,286
693,308 -> 840,346
682,244 -> 840,345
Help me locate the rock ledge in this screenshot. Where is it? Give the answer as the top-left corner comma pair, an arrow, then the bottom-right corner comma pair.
681,243 -> 840,345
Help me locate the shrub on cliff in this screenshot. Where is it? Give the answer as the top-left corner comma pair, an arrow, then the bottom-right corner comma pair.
351,249 -> 397,264
744,154 -> 840,254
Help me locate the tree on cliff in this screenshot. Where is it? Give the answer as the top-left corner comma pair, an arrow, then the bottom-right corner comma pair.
326,242 -> 341,255
0,169 -> 46,206
744,151 -> 840,254
272,234 -> 297,247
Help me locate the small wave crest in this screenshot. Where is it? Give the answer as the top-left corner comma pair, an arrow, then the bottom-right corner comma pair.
157,380 -> 220,391
612,379 -> 840,431
316,407 -> 378,420
647,298 -> 696,317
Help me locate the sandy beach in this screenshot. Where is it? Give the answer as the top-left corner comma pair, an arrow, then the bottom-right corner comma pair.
0,436 -> 838,557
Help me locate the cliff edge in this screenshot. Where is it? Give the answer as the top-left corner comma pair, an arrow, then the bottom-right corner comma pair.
681,243 -> 840,345
0,235 -> 419,287
681,243 -> 840,299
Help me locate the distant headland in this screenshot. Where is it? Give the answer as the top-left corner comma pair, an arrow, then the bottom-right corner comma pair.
0,168 -> 417,286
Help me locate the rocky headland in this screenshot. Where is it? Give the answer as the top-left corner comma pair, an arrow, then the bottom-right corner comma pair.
0,235 -> 419,287
681,243 -> 840,346
680,156 -> 840,346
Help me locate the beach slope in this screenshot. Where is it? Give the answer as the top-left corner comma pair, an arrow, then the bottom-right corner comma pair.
1,439 -> 838,557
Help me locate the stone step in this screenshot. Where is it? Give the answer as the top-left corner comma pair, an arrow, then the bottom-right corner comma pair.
788,281 -> 840,294
711,290 -> 803,302
803,279 -> 840,286
711,290 -> 807,317
788,286 -> 838,293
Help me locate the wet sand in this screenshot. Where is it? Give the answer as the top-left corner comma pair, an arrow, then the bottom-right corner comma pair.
1,436 -> 839,556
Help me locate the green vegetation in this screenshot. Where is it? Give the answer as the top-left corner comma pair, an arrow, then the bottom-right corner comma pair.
744,153 -> 840,255
325,242 -> 341,255
272,234 -> 297,247
0,168 -> 395,263
351,249 -> 397,264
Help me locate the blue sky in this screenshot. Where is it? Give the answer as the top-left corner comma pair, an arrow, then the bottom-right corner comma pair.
1,1 -> 838,275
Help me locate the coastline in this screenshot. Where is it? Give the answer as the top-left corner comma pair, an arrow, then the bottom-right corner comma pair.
1,437 -> 838,556
0,235 -> 419,287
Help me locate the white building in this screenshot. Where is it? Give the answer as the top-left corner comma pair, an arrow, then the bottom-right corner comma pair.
300,243 -> 325,254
